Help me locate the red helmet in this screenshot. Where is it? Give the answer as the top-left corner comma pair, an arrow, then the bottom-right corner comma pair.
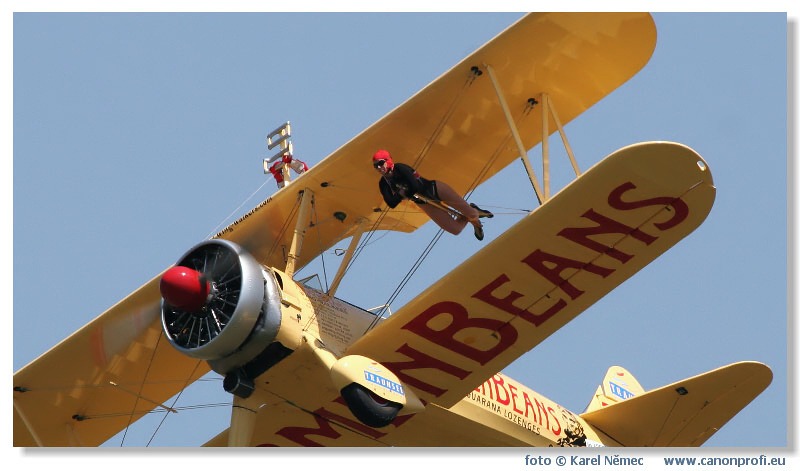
372,149 -> 394,171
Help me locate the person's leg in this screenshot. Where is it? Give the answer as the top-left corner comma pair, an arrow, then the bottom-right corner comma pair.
417,203 -> 467,235
434,181 -> 480,223
433,181 -> 489,240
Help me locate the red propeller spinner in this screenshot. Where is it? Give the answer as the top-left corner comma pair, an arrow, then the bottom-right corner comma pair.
160,266 -> 210,312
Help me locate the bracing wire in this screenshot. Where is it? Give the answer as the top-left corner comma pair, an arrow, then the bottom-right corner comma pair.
349,66 -> 479,273
146,358 -> 204,447
205,178 -> 273,240
365,227 -> 446,333
361,98 -> 536,334
411,70 -> 479,169
118,333 -> 165,446
116,330 -> 203,447
346,210 -> 389,270
325,199 -> 422,296
312,194 -> 330,292
356,71 -> 488,332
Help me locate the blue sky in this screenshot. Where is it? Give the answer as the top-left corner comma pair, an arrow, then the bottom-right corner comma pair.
9,6 -> 792,455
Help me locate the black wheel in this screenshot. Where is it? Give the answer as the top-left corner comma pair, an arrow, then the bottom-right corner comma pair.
340,383 -> 402,428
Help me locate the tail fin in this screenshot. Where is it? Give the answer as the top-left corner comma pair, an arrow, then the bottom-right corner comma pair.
584,365 -> 646,414
580,362 -> 772,446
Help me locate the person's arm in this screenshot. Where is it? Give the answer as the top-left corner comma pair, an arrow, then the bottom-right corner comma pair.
393,163 -> 424,196
379,179 -> 403,208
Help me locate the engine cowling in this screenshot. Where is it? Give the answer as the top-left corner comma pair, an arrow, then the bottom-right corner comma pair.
160,239 -> 282,379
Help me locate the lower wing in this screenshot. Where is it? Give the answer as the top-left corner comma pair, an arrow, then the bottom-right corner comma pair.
346,141 -> 717,408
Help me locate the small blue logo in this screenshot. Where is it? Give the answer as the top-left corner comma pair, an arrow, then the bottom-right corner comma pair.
609,381 -> 635,400
364,371 -> 405,396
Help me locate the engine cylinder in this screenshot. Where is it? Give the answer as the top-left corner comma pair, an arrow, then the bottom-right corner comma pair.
160,239 -> 282,372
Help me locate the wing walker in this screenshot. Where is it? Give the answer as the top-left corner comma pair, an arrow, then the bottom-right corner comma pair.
13,13 -> 771,447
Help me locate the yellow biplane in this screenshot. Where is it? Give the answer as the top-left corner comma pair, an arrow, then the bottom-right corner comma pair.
13,12 -> 771,447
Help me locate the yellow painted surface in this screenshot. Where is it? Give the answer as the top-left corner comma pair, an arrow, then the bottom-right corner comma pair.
13,272 -> 209,446
347,142 -> 716,409
581,361 -> 773,446
202,141 -> 718,447
13,13 -> 658,447
216,12 -> 657,272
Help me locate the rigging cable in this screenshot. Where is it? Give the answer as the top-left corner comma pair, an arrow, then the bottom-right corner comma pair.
117,332 -> 165,446
300,193 -> 330,333
410,67 -> 482,170
145,357 -> 204,446
366,227 -> 445,331
116,331 -> 203,447
363,96 -> 537,334
309,192 -> 330,292
205,178 -> 272,240
331,191 -> 418,287
360,70 -> 485,333
353,65 -> 480,271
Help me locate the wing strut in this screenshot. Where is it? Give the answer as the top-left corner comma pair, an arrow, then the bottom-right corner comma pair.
484,63 -> 544,205
539,92 -> 581,184
13,399 -> 44,446
327,218 -> 368,298
285,188 -> 314,278
485,64 -> 583,205
227,395 -> 260,447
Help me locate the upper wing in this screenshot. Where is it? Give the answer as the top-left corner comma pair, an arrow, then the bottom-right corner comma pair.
346,141 -> 716,407
216,12 -> 657,272
580,362 -> 773,446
